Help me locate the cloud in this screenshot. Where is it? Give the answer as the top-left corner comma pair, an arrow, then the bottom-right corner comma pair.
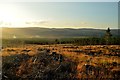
80,22 -> 87,25
0,21 -> 12,27
25,21 -> 49,26
79,21 -> 93,27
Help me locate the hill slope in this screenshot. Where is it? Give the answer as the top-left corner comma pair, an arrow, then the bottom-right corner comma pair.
1,27 -> 119,38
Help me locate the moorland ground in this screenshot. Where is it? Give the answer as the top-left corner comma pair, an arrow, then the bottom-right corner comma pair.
1,44 -> 120,79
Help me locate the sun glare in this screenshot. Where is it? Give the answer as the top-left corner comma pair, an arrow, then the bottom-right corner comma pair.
0,4 -> 26,27
0,5 -> 16,21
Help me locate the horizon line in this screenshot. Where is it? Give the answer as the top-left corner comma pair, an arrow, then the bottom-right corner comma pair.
1,26 -> 119,30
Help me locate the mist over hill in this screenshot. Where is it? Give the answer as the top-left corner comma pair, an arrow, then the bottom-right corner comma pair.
1,27 -> 119,39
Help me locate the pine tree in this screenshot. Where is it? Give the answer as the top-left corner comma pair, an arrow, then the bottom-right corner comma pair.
104,27 -> 112,44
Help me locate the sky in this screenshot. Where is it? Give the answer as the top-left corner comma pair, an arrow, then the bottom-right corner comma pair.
0,0 -> 119,2
0,2 -> 118,29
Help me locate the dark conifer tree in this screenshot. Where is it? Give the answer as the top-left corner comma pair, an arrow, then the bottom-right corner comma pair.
104,27 -> 112,44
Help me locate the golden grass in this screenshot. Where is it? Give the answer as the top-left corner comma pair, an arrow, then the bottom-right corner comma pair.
2,44 -> 120,79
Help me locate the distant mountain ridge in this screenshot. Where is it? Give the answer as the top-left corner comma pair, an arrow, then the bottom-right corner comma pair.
1,27 -> 119,38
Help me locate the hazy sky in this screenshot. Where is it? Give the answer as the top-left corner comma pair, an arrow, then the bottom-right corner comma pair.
0,2 -> 118,29
0,0 -> 119,2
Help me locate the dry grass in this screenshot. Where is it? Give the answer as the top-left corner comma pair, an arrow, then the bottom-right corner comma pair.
2,44 -> 120,79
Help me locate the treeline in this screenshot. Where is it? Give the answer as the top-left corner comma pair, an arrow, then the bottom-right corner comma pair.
72,37 -> 120,45
2,37 -> 120,47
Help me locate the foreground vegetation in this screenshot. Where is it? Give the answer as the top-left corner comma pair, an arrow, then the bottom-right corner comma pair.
1,44 -> 120,79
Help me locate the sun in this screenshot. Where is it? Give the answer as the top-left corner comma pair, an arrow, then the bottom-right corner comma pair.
0,4 -> 26,27
0,4 -> 17,21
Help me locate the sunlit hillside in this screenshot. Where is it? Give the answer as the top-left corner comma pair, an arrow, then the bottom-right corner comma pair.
1,27 -> 120,39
